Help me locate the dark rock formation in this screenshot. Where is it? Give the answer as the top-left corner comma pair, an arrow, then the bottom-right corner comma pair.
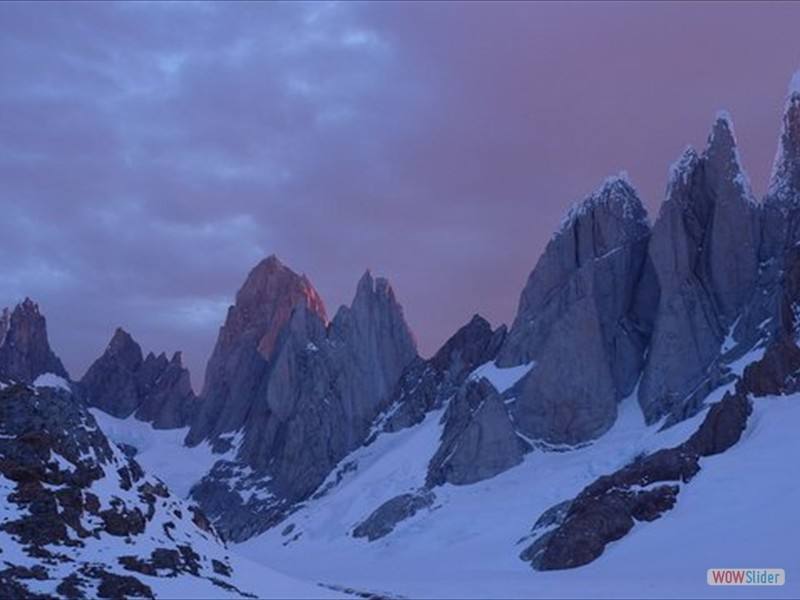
0,382 -> 247,598
521,323 -> 800,571
0,298 -> 68,383
80,328 -> 196,429
427,378 -> 528,486
352,490 -> 435,541
763,81 -> 800,255
378,314 -> 505,434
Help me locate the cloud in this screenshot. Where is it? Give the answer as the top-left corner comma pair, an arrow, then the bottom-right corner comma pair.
1,1 -> 800,388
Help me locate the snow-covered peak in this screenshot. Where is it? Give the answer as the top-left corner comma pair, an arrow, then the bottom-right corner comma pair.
666,145 -> 699,196
556,172 -> 649,238
713,109 -> 735,132
704,109 -> 744,167
767,72 -> 800,206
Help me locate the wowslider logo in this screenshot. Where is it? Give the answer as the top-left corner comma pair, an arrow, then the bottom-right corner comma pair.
707,568 -> 785,586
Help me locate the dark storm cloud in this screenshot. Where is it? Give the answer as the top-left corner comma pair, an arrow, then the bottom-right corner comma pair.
1,1 -> 799,388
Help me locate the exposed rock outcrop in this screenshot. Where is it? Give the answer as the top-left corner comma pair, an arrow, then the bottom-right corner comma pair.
0,381 -> 250,598
0,298 -> 68,383
377,314 -> 506,434
639,115 -> 761,424
427,378 -> 528,486
497,176 -> 657,444
763,77 -> 800,255
352,490 -> 435,542
80,328 -> 196,429
521,321 -> 800,571
188,259 -> 417,541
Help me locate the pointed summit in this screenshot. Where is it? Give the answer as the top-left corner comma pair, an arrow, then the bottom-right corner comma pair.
0,298 -> 68,383
512,175 -> 650,340
557,173 -> 649,241
707,111 -> 737,154
354,269 -> 375,301
767,71 -> 800,207
228,255 -> 327,360
639,112 -> 761,424
496,174 -> 657,443
106,327 -> 143,365
81,328 -> 195,428
189,256 -> 330,443
703,110 -> 757,207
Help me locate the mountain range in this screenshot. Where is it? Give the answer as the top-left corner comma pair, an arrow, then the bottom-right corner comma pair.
1,75 -> 799,598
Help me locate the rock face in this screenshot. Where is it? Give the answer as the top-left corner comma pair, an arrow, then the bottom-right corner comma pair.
427,378 -> 528,486
497,176 -> 657,444
188,258 -> 417,541
352,490 -> 435,542
763,80 -> 800,255
80,328 -> 196,429
0,298 -> 68,383
0,381 -> 251,599
521,314 -> 800,571
377,314 -> 506,434
639,115 -> 761,424
188,255 -> 327,444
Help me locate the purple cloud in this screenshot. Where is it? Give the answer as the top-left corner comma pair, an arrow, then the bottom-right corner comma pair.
1,1 -> 799,387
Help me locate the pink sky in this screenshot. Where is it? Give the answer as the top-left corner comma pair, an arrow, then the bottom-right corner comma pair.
1,1 -> 799,388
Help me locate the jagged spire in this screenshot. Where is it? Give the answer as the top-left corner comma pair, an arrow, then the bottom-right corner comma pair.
0,298 -> 68,383
767,70 -> 800,206
703,110 -> 757,206
557,172 -> 649,238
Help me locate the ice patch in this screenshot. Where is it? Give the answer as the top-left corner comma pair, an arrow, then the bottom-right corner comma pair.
33,373 -> 71,391
469,361 -> 535,394
90,409 -> 240,499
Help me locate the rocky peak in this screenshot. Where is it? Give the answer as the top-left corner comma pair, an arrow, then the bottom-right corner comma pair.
351,270 -> 401,316
331,270 -> 417,386
81,328 -> 196,428
170,350 -> 184,367
106,327 -> 144,370
189,257 -> 329,443
638,111 -> 761,424
704,111 -> 757,206
499,175 -> 652,368
767,73 -> 800,208
430,314 -> 504,374
555,174 -> 650,260
0,297 -> 68,383
217,254 -> 327,364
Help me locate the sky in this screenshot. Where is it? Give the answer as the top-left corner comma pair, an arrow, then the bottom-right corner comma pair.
2,1 -> 799,390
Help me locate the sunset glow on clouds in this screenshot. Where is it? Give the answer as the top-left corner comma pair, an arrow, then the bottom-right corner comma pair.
2,1 -> 799,385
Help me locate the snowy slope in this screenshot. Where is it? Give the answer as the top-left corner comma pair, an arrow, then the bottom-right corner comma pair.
234,393 -> 799,599
89,409 -> 233,500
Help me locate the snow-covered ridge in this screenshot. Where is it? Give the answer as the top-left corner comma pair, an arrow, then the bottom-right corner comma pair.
554,172 -> 650,239
33,372 -> 71,392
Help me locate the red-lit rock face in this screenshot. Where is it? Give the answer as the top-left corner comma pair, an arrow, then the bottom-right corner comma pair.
219,255 -> 327,362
